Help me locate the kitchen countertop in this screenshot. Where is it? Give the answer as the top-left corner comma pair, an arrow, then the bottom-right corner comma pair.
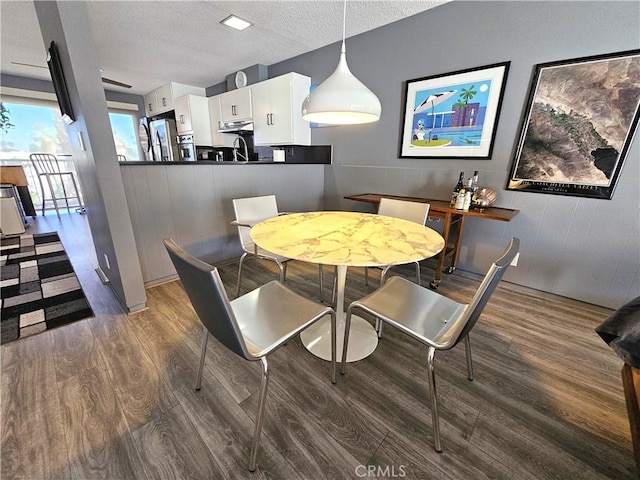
119,159 -> 331,165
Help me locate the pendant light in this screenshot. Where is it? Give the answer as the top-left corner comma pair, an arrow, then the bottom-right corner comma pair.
301,0 -> 381,125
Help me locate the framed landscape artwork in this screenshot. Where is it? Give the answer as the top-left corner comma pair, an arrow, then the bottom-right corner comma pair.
507,49 -> 640,199
399,61 -> 510,159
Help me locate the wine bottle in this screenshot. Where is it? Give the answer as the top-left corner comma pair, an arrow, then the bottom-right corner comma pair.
450,172 -> 465,207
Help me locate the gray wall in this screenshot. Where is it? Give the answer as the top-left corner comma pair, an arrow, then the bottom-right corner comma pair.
270,1 -> 640,309
121,164 -> 325,285
34,1 -> 146,312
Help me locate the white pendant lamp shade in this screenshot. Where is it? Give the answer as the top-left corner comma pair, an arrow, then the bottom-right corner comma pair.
301,0 -> 381,125
301,47 -> 381,125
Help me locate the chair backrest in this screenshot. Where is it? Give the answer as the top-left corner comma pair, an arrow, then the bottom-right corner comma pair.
232,195 -> 280,250
378,197 -> 430,225
163,238 -> 252,361
437,237 -> 520,349
117,154 -> 127,162
30,153 -> 61,175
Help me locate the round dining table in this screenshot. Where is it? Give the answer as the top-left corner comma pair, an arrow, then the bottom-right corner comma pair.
250,211 -> 445,362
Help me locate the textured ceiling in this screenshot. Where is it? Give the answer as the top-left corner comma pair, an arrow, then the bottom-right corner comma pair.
0,0 -> 448,95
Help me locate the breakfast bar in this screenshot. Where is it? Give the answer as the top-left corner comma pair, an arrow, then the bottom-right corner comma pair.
345,193 -> 519,288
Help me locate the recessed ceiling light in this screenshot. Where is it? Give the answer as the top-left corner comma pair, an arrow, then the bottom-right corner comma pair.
221,15 -> 252,31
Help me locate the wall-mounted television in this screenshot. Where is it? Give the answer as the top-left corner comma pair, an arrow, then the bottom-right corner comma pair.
47,41 -> 75,125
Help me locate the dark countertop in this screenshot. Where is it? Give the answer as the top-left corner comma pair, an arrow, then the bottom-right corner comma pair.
119,160 -> 331,165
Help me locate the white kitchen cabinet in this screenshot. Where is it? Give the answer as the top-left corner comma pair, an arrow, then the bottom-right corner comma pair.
174,95 -> 212,145
251,72 -> 310,146
208,96 -> 236,148
218,87 -> 252,123
144,82 -> 206,117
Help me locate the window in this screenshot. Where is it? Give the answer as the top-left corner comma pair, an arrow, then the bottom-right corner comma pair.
0,94 -> 141,210
0,96 -> 140,161
0,101 -> 72,158
108,111 -> 140,161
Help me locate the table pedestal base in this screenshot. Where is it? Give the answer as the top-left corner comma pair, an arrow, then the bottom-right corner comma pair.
300,315 -> 378,363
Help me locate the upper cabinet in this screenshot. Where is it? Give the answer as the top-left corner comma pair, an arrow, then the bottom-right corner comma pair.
174,95 -> 212,146
208,96 -> 236,147
144,82 -> 205,117
206,72 -> 311,148
218,88 -> 252,123
251,73 -> 311,146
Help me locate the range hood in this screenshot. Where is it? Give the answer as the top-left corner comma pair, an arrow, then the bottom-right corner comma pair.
217,119 -> 254,133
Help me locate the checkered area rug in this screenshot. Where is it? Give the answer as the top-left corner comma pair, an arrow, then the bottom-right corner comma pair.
1,232 -> 93,344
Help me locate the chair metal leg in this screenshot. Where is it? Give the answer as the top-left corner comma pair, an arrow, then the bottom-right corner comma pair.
249,357 -> 270,472
330,310 -> 337,384
427,346 -> 442,452
45,174 -> 61,218
59,173 -> 71,213
36,176 -> 47,216
276,260 -> 286,283
68,172 -> 83,212
464,336 -> 474,381
331,269 -> 337,306
340,307 -> 354,374
415,261 -> 421,286
195,326 -> 208,390
236,252 -> 248,298
376,268 -> 392,339
319,264 -> 324,302
323,266 -> 338,307
364,267 -> 369,286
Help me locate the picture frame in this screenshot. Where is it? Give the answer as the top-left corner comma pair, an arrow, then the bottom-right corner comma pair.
399,61 -> 510,159
507,49 -> 640,199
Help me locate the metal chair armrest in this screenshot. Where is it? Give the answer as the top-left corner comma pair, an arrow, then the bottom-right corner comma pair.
231,220 -> 253,228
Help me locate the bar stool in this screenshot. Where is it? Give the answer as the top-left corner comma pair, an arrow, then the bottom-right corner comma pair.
29,153 -> 84,217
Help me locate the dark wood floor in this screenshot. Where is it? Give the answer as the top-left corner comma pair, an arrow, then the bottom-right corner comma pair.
1,212 -> 635,479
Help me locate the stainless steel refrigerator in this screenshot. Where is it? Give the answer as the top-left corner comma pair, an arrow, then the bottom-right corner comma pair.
149,119 -> 179,162
138,117 -> 154,161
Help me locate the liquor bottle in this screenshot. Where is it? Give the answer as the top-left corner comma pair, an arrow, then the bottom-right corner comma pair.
470,171 -> 480,207
450,172 -> 465,207
462,190 -> 472,211
455,187 -> 466,210
465,177 -> 474,191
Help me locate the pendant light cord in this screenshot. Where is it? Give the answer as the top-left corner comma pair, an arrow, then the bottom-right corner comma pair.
341,0 -> 347,54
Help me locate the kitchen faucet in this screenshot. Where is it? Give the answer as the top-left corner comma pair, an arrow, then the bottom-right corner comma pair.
232,135 -> 248,162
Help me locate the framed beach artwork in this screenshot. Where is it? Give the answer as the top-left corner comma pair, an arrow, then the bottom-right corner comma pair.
507,49 -> 640,199
399,61 -> 510,159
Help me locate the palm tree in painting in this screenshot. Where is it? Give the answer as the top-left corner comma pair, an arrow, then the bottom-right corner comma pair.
453,99 -> 466,110
452,87 -> 478,127
460,85 -> 477,104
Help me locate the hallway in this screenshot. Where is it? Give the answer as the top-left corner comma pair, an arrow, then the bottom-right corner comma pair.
23,211 -> 126,316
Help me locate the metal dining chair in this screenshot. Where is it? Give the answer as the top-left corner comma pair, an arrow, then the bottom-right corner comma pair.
364,197 -> 431,287
364,197 -> 431,338
29,153 -> 84,217
341,237 -> 520,452
232,194 -> 334,302
164,238 -> 336,472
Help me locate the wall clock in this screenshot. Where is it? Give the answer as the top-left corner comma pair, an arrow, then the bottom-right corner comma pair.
235,70 -> 247,89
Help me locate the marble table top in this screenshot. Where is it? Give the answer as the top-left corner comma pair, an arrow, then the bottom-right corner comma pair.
250,211 -> 445,267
